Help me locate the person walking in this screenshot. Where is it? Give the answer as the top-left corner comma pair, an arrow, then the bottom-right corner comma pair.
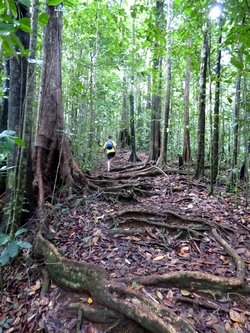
103,135 -> 117,172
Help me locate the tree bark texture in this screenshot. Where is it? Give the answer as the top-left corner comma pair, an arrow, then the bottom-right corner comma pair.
148,1 -> 164,163
1,2 -> 30,233
211,29 -> 222,188
230,52 -> 242,186
182,39 -> 192,164
32,5 -> 84,211
194,28 -> 208,179
157,0 -> 172,168
128,21 -> 140,163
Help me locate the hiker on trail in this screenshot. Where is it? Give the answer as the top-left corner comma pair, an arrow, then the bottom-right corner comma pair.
103,135 -> 117,172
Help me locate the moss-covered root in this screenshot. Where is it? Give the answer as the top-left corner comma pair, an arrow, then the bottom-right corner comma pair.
34,232 -> 196,333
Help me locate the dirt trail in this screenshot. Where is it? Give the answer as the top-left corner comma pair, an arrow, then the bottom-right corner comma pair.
1,151 -> 250,333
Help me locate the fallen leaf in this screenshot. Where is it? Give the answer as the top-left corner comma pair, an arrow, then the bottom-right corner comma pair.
181,290 -> 190,296
229,309 -> 245,323
224,321 -> 231,331
5,328 -> 14,333
29,280 -> 41,292
166,289 -> 173,301
12,316 -> 20,326
153,255 -> 165,261
155,290 -> 163,300
87,298 -> 93,304
211,323 -> 227,333
92,236 -> 99,244
40,297 -> 49,306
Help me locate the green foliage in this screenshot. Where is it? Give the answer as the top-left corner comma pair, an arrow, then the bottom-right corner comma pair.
0,228 -> 32,267
38,13 -> 50,27
47,0 -> 63,6
0,0 -> 32,57
0,318 -> 12,333
0,130 -> 25,164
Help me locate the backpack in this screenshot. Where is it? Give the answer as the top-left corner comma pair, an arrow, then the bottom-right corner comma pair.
106,140 -> 113,150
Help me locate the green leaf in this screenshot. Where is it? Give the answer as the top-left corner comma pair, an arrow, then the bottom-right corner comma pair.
3,135 -> 14,152
8,0 -> 17,18
3,34 -> 17,57
0,22 -> 15,31
19,17 -> 32,33
230,57 -> 244,69
0,130 -> 16,138
14,228 -> 28,237
83,236 -> 91,243
10,33 -> 25,53
0,233 -> 10,246
7,241 -> 19,258
19,0 -> 31,7
0,248 -> 10,266
12,137 -> 25,147
38,13 -> 49,27
181,290 -> 190,296
47,0 -> 63,6
16,241 -> 32,249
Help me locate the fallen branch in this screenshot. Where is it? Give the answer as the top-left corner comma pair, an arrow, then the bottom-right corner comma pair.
175,296 -> 229,312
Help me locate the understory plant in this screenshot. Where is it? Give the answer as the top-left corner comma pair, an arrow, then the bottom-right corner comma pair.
0,228 -> 32,292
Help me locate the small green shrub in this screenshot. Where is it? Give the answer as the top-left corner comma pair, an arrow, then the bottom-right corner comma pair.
0,228 -> 32,267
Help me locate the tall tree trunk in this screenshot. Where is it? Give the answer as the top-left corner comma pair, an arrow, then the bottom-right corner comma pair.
119,67 -> 130,148
157,0 -> 172,168
194,26 -> 209,179
128,72 -> 139,162
230,51 -> 242,186
87,25 -> 99,161
136,76 -> 143,149
1,2 -> 30,234
32,4 -> 84,214
128,18 -> 140,162
210,27 -> 222,193
10,0 -> 39,233
148,0 -> 164,162
182,39 -> 192,164
242,75 -> 249,187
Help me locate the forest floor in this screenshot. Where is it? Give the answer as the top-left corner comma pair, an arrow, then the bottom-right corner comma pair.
1,150 -> 250,333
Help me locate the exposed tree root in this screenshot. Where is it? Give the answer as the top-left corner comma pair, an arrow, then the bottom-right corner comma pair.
34,232 -> 197,333
108,165 -> 190,180
117,271 -> 250,294
69,303 -> 120,323
34,229 -> 250,333
212,228 -> 245,282
85,176 -> 156,200
106,209 -> 233,234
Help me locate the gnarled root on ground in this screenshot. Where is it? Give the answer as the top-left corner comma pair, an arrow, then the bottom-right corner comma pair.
34,232 -> 250,333
34,232 -> 196,333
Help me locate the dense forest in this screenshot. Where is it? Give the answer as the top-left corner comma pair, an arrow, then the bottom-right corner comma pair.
0,0 -> 249,332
